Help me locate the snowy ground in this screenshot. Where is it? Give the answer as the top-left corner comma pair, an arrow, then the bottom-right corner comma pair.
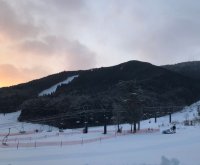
0,101 -> 200,165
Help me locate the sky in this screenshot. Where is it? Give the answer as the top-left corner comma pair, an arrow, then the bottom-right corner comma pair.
0,0 -> 200,87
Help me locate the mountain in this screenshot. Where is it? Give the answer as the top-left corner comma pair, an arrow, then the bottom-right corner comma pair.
12,60 -> 200,128
163,61 -> 200,81
0,71 -> 79,113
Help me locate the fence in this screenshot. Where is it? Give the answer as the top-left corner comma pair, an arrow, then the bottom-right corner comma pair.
0,128 -> 159,149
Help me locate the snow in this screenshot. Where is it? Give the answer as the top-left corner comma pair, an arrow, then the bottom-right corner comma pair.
38,75 -> 79,96
0,101 -> 200,165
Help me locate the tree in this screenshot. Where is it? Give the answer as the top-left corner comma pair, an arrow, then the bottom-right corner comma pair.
125,93 -> 143,133
112,99 -> 125,133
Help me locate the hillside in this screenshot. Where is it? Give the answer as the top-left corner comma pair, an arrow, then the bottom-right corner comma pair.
0,71 -> 79,113
17,60 -> 200,128
163,61 -> 200,81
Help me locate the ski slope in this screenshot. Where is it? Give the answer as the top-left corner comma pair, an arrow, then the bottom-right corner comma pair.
0,101 -> 200,165
38,75 -> 79,96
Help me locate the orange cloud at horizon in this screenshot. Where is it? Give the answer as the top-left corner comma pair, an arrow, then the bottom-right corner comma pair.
0,64 -> 26,87
0,80 -> 20,88
0,63 -> 52,88
0,77 -> 25,88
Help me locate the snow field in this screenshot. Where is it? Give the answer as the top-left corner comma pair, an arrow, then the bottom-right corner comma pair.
0,101 -> 200,164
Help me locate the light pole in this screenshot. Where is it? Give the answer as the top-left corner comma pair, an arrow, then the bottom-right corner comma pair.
83,121 -> 88,133
104,114 -> 108,134
169,112 -> 172,123
116,110 -> 121,133
59,122 -> 64,132
83,105 -> 88,134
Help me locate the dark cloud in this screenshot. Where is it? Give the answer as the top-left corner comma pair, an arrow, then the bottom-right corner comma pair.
1,0 -> 200,67
64,40 -> 97,70
19,35 -> 97,70
36,0 -> 89,23
0,0 -> 41,40
19,39 -> 56,55
114,0 -> 200,65
46,0 -> 85,11
1,0 -> 200,87
141,18 -> 200,64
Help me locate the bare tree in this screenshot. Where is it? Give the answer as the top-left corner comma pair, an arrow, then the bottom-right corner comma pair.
125,93 -> 143,133
112,100 -> 125,132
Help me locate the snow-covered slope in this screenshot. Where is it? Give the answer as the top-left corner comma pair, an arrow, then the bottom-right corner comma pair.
38,75 -> 78,96
0,101 -> 200,165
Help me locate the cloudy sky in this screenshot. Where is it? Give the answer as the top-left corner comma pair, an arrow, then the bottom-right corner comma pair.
0,0 -> 200,87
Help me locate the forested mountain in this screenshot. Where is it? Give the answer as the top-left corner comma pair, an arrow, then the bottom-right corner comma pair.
163,61 -> 200,81
12,60 -> 200,128
0,71 -> 78,113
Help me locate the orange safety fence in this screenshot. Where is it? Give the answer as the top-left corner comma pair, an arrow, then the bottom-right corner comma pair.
0,128 -> 160,149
